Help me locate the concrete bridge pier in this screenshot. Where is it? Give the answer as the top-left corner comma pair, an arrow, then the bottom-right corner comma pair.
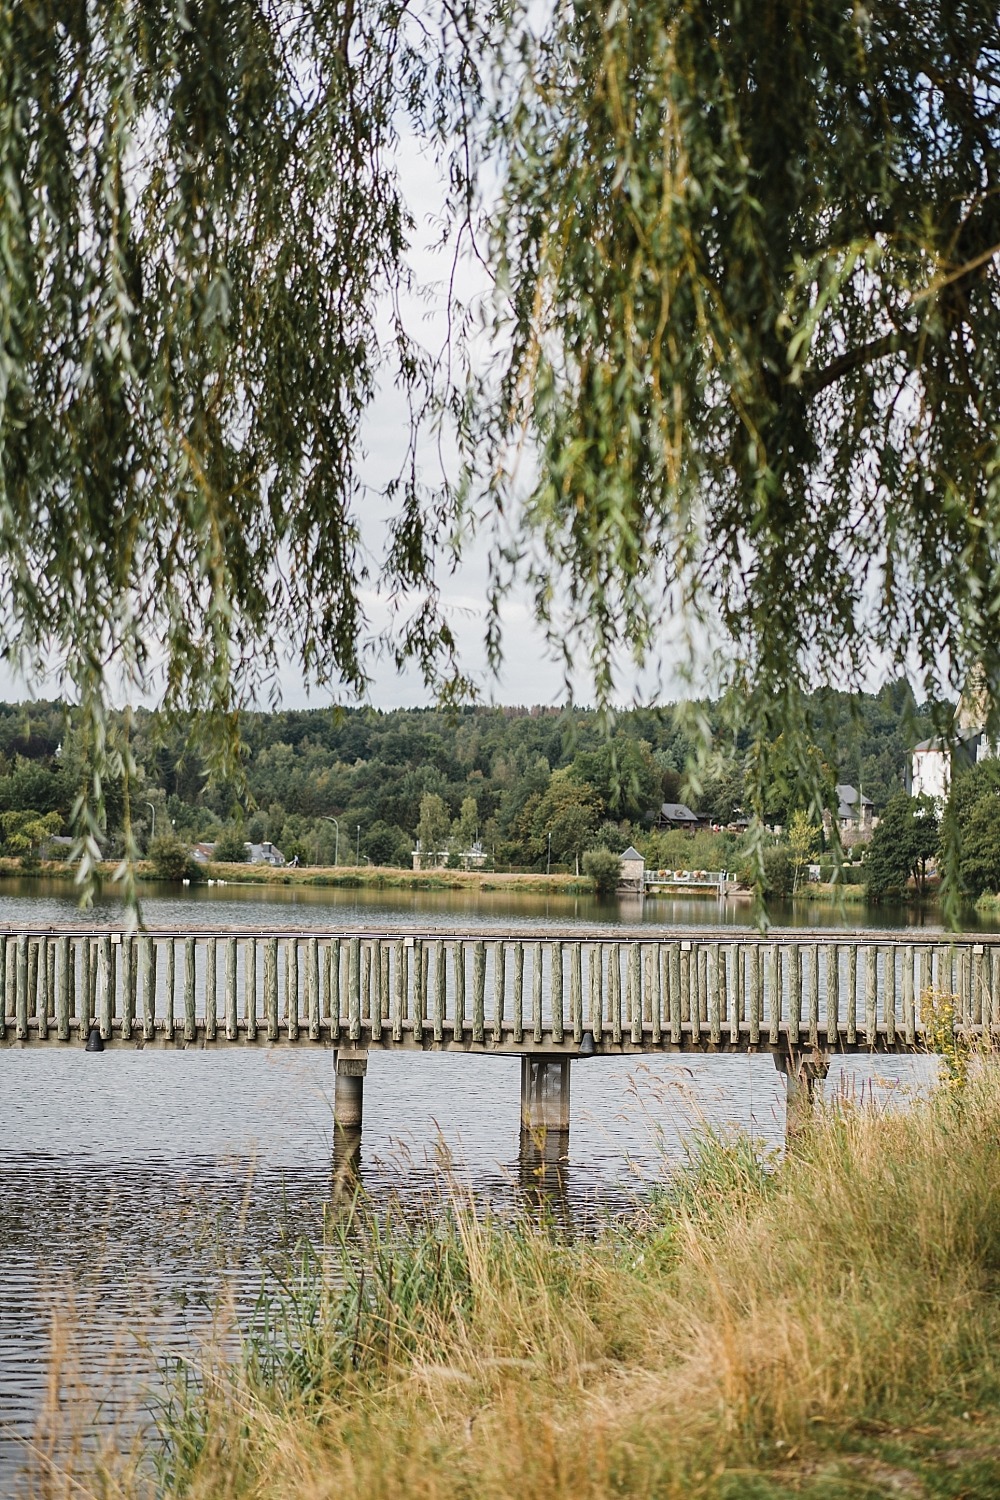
773,1050 -> 830,1136
520,1057 -> 571,1135
334,1050 -> 367,1131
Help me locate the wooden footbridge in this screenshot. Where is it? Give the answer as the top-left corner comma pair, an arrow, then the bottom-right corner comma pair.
0,926 -> 991,1135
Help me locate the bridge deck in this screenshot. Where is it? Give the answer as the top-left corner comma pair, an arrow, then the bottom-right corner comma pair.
0,925 -> 994,1056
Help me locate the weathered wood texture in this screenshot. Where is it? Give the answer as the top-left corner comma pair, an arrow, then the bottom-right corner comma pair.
0,929 -> 990,1054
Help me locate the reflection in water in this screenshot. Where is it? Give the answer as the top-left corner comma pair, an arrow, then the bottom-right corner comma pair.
518,1127 -> 572,1228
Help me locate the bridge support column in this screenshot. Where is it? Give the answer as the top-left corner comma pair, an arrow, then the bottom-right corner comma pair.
773,1050 -> 829,1137
334,1051 -> 367,1131
520,1057 -> 570,1134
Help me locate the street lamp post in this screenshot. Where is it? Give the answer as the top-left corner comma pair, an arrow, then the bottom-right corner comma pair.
356,824 -> 361,866
145,802 -> 156,843
547,831 -> 552,876
323,816 -> 340,867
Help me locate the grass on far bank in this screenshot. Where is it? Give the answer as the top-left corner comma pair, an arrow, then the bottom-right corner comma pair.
63,1062 -> 1000,1500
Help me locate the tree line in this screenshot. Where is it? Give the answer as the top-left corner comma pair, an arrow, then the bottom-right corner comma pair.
0,684 -> 936,879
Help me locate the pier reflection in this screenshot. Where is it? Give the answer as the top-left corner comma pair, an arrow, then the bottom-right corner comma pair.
517,1126 -> 571,1225
330,1126 -> 363,1203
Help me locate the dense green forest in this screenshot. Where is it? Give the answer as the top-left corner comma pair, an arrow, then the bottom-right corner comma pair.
0,684 -> 933,872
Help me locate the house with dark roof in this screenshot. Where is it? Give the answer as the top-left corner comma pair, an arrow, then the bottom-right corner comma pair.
655,802 -> 702,829
834,784 -> 874,831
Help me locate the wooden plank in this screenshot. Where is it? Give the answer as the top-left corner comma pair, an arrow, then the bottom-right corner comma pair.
591,945 -> 604,1044
492,941 -> 506,1044
902,945 -> 915,1044
570,943 -> 583,1044
361,942 -> 372,1028
308,937 -> 320,1041
287,938 -> 299,1040
846,944 -> 857,1045
609,944 -> 622,1045
15,934 -> 27,1041
393,940 -> 407,1042
551,942 -> 564,1044
454,940 -> 466,1042
884,947 -> 896,1045
512,942 -> 524,1045
369,940 -> 383,1042
787,944 -> 801,1045
688,945 -> 701,1043
973,946 -> 985,1027
992,948 -> 1000,1039
329,938 -> 341,1040
533,942 -> 544,1044
630,943 -> 642,1044
825,944 -> 838,1047
37,940 -> 48,1041
433,940 -> 446,1043
668,943 -> 682,1043
768,944 -> 780,1046
264,938 -> 279,1041
864,946 -> 877,1045
644,946 -> 657,1041
56,936 -> 70,1042
472,941 -> 486,1043
165,939 -> 176,1042
679,946 -> 691,1025
28,939 -> 38,1019
47,940 -> 56,1021
349,936 -> 361,1042
99,935 -> 113,1040
244,938 -> 258,1043
205,939 -> 217,1042
709,945 -> 721,1044
747,944 -> 760,1045
184,937 -> 197,1042
808,943 -> 820,1048
651,944 -> 663,1045
141,936 -> 156,1041
420,941 -> 430,1024
224,937 -> 237,1041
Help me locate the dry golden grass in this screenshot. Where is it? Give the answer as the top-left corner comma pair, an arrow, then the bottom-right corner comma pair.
32,1064 -> 1000,1498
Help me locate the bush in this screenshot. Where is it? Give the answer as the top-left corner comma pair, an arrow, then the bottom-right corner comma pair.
582,846 -> 622,895
213,827 -> 249,863
735,845 -> 792,898
149,835 -> 203,883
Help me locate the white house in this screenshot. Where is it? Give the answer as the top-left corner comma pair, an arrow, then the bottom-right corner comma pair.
909,730 -> 993,802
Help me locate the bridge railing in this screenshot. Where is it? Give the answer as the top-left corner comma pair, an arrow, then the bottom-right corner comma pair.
1,929 -> 997,1049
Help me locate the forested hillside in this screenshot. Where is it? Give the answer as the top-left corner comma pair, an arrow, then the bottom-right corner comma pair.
0,684 -> 933,871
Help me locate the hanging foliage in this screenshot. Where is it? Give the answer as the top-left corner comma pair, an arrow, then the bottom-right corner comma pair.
2,2 -> 1000,908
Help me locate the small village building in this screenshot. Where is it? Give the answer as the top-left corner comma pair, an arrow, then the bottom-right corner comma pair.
245,840 -> 285,867
834,784 -> 874,833
618,844 -> 645,893
655,802 -> 702,829
908,732 -> 992,802
412,840 -> 488,872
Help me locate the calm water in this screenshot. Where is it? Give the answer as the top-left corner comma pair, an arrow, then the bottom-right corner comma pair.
0,880 -> 947,1489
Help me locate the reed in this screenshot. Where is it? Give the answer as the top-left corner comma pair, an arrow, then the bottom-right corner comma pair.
34,1065 -> 1000,1499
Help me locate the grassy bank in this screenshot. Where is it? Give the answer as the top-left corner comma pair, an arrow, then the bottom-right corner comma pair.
0,857 -> 596,896
66,1066 -> 1000,1499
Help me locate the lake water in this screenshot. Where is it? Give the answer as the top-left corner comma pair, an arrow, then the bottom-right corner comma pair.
0,880 -> 950,1490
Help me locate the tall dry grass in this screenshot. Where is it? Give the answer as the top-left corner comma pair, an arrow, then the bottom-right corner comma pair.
43,1065 -> 1000,1498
